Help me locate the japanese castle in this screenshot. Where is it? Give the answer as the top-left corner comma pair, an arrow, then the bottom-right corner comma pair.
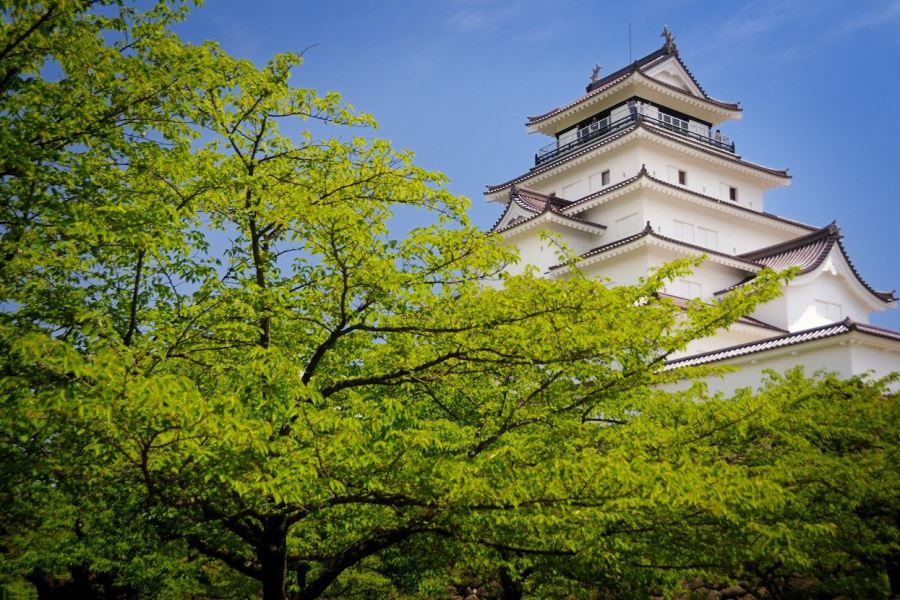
486,28 -> 899,392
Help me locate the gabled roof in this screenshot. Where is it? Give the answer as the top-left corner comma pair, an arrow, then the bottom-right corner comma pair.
548,222 -> 760,273
740,222 -> 840,271
511,186 -> 573,212
490,186 -> 606,235
721,224 -> 896,303
526,39 -> 740,128
489,186 -> 572,232
663,318 -> 900,370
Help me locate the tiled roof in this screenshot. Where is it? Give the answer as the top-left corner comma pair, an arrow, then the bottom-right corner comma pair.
487,186 -> 573,232
740,223 -> 840,271
664,319 -> 900,370
486,121 -> 638,193
547,222 -> 653,269
656,292 -> 787,332
640,120 -> 789,179
485,120 -> 789,195
492,211 -> 606,235
724,224 -> 896,303
548,222 -> 760,272
512,186 -> 573,212
526,71 -> 635,125
557,167 -> 814,233
526,43 -> 740,127
491,187 -> 606,235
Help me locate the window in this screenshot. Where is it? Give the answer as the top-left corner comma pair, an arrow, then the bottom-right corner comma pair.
660,112 -> 689,133
676,279 -> 702,299
697,226 -> 718,249
601,170 -> 610,186
678,169 -> 687,185
719,182 -> 739,202
815,300 -> 842,321
578,116 -> 609,139
558,128 -> 577,147
673,219 -> 694,242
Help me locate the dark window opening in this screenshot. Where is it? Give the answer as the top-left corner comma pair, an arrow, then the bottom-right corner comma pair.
729,186 -> 738,201
678,170 -> 687,185
601,170 -> 610,186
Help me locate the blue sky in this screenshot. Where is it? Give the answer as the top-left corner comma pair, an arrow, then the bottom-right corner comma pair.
176,0 -> 900,329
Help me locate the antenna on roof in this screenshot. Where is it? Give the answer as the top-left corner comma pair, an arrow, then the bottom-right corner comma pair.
628,21 -> 632,62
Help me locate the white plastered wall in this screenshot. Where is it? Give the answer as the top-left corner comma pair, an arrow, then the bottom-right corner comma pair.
636,142 -> 767,211
578,187 -> 806,252
568,243 -> 752,299
666,337 -> 899,395
677,325 -> 777,358
530,145 -> 642,201
785,271 -> 877,329
748,250 -> 889,332
502,223 -> 603,277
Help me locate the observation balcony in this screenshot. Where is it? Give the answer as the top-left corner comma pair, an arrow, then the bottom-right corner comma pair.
534,104 -> 735,166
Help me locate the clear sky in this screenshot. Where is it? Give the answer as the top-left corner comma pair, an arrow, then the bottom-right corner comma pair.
175,0 -> 900,329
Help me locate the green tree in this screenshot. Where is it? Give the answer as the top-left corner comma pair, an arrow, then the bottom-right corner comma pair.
4,3 -> 896,600
700,370 -> 900,599
0,1 -> 234,595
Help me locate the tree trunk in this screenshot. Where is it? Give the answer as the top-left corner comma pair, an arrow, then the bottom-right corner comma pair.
259,517 -> 289,600
499,566 -> 524,600
887,552 -> 900,598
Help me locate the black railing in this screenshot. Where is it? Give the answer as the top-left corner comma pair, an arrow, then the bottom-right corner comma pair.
534,111 -> 735,166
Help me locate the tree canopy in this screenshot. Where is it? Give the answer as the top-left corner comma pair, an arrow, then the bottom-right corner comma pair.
1,2 -> 897,599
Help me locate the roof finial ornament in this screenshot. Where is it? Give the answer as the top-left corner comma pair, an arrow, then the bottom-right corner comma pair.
661,25 -> 678,56
590,63 -> 602,83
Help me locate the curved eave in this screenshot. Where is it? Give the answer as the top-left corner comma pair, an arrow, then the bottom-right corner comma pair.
731,319 -> 790,335
548,228 -> 760,277
639,122 -> 790,185
494,210 -> 607,238
527,70 -> 741,135
486,122 -> 790,201
663,319 -> 900,371
719,229 -> 897,308
486,122 -> 639,200
487,198 -> 537,233
560,169 -> 814,235
789,249 -> 897,310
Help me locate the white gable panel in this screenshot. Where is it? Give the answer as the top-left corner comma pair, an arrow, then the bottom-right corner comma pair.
642,57 -> 704,98
494,203 -> 537,232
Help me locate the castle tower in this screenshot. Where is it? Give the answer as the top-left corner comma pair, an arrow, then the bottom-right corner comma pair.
486,29 -> 899,390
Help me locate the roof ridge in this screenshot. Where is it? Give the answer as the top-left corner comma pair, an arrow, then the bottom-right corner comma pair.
487,121 -> 789,194
492,206 -> 607,235
739,222 -> 839,260
717,225 -> 896,304
664,319 -> 900,370
832,236 -> 897,302
528,37 -> 741,127
549,221 -> 759,271
554,167 -> 814,232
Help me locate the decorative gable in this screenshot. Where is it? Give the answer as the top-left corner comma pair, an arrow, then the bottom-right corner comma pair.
641,58 -> 704,97
491,202 -> 536,232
